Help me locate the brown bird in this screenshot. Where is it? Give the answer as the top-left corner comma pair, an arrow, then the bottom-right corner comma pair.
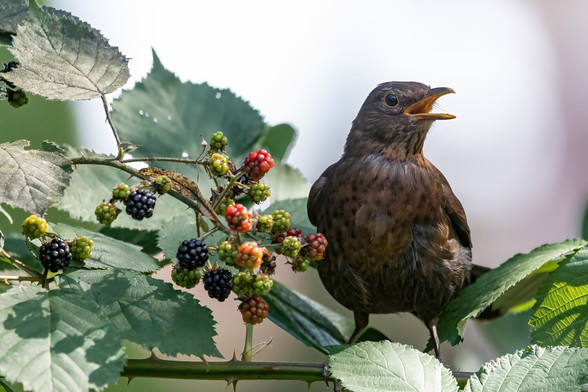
307,81 -> 483,360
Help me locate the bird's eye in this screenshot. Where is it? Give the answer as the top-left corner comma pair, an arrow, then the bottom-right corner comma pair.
385,93 -> 398,106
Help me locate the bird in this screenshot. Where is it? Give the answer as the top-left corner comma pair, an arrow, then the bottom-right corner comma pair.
307,81 -> 484,361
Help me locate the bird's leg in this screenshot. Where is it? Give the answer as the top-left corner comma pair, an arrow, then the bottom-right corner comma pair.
426,318 -> 443,362
348,312 -> 369,343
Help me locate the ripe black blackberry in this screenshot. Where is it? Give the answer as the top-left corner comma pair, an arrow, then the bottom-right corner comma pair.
124,189 -> 156,220
39,237 -> 72,272
203,268 -> 233,302
177,239 -> 209,270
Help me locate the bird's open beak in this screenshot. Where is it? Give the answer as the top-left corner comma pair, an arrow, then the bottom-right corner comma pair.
404,87 -> 455,120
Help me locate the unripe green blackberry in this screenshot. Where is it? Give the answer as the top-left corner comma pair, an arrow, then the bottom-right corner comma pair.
155,175 -> 171,194
271,209 -> 291,233
203,268 -> 233,301
292,256 -> 311,273
22,215 -> 49,239
95,201 -> 121,225
239,295 -> 269,325
216,197 -> 235,216
112,183 -> 131,201
281,236 -> 301,258
218,241 -> 238,265
70,236 -> 94,260
171,264 -> 202,289
39,237 -> 72,272
249,183 -> 270,203
232,271 -> 254,296
208,153 -> 229,176
7,88 -> 28,108
210,131 -> 228,150
256,214 -> 274,233
252,274 -> 273,295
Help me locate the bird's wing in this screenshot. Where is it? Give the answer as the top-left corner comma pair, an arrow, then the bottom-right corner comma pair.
436,169 -> 472,248
307,162 -> 338,227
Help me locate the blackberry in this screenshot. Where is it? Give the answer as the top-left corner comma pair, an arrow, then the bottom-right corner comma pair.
112,183 -> 131,201
208,153 -> 229,176
203,268 -> 233,302
235,241 -> 263,269
210,131 -> 228,150
305,233 -> 328,260
249,183 -> 270,203
239,295 -> 269,325
70,236 -> 94,260
218,241 -> 238,265
252,274 -> 273,295
154,175 -> 171,194
176,239 -> 209,270
22,215 -> 49,239
271,209 -> 291,233
243,149 -> 274,181
232,271 -> 254,297
237,172 -> 250,185
292,256 -> 311,273
39,237 -> 72,272
171,264 -> 202,289
125,189 -> 156,220
216,197 -> 235,216
95,201 -> 121,225
281,236 -> 302,258
225,204 -> 252,232
7,88 -> 28,108
256,214 -> 273,233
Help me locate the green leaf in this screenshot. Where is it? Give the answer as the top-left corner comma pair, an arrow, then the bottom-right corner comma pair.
464,345 -> 588,392
263,197 -> 314,234
329,341 -> 457,392
156,214 -> 195,262
0,285 -> 126,392
111,50 -> 264,162
263,164 -> 310,202
259,123 -> 296,163
51,223 -> 160,272
0,233 -> 43,271
437,238 -> 587,346
0,140 -> 71,215
530,245 -> 588,347
60,269 -> 221,358
0,0 -> 27,34
4,3 -> 129,100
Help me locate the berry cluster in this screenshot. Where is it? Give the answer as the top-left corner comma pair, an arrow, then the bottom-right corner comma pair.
210,131 -> 228,150
225,204 -> 252,232
208,153 -> 229,176
125,189 -> 157,220
70,236 -> 94,260
249,183 -> 270,203
95,202 -> 121,226
239,295 -> 269,325
39,237 -> 72,272
243,149 -> 274,181
172,264 -> 202,289
235,242 -> 263,269
177,239 -> 209,270
203,268 -> 233,301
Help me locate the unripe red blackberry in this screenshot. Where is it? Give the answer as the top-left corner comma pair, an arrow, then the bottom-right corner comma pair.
172,264 -> 202,289
305,233 -> 328,260
235,241 -> 263,269
125,189 -> 156,220
249,183 -> 270,203
112,183 -> 131,201
70,236 -> 94,260
243,149 -> 274,181
95,201 -> 121,225
208,153 -> 229,176
39,237 -> 72,272
271,209 -> 291,233
203,268 -> 233,301
225,204 -> 252,232
239,295 -> 269,325
22,215 -> 49,239
218,241 -> 238,265
176,239 -> 209,270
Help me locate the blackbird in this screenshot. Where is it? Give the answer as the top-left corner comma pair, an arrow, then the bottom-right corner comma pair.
307,81 -> 485,360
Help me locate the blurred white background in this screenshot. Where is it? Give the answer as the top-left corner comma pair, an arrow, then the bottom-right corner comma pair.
49,0 -> 588,389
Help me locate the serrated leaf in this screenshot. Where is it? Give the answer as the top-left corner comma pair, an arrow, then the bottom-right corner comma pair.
4,3 -> 129,100
263,164 -> 310,202
329,341 -> 457,392
111,50 -> 264,162
60,269 -> 221,358
58,148 -> 186,230
51,223 -> 160,272
259,123 -> 297,163
0,285 -> 126,392
0,233 -> 43,271
0,0 -> 27,34
0,140 -> 71,215
437,238 -> 588,346
464,345 -> 588,392
530,246 -> 588,347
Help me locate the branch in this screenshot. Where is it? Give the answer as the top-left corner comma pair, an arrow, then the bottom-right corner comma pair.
100,95 -> 123,159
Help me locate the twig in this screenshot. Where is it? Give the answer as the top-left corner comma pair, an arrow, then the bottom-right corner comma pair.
100,94 -> 123,160
241,323 -> 254,362
121,157 -> 205,165
1,249 -> 42,278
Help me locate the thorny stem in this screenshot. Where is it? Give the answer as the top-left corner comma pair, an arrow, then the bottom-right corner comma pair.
212,171 -> 245,211
41,268 -> 49,290
100,94 -> 124,160
1,249 -> 43,278
199,226 -> 219,242
242,323 -> 254,362
0,275 -> 41,282
121,157 -> 205,165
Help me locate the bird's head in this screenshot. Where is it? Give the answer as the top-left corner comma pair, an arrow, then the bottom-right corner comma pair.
346,81 -> 455,158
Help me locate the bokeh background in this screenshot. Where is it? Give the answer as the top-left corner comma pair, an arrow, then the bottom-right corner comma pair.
2,0 -> 588,391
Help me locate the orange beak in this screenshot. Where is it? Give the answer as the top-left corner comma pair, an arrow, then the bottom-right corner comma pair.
404,87 -> 455,120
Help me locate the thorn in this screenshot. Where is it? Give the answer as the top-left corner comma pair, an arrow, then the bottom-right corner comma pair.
322,361 -> 330,385
126,376 -> 134,385
198,355 -> 210,368
225,377 -> 235,389
148,351 -> 158,360
230,350 -> 240,362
